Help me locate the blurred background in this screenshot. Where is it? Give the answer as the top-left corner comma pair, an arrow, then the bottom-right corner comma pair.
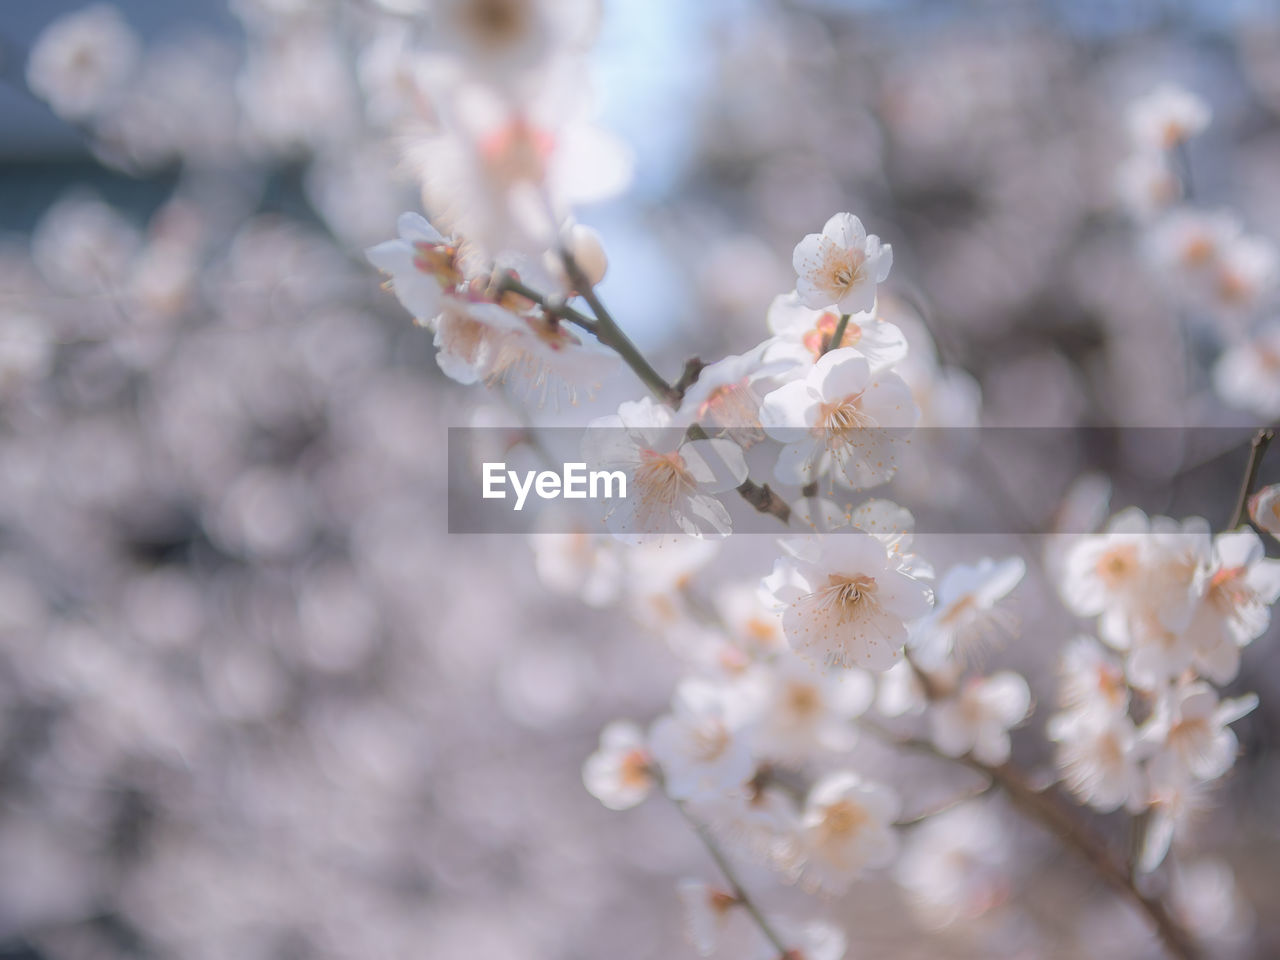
2,1 -> 1280,958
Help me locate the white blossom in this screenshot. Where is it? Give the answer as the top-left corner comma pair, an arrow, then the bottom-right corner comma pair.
928,671 -> 1031,765
677,345 -> 785,448
1143,681 -> 1257,786
1184,529 -> 1280,683
584,398 -> 749,539
750,917 -> 847,960
764,533 -> 933,672
677,879 -> 738,956
747,653 -> 873,760
366,212 -> 463,325
1127,84 -> 1210,151
793,771 -> 900,893
909,557 -> 1025,669
792,213 -> 893,315
760,347 -> 918,489
1214,323 -> 1280,417
1047,708 -> 1147,813
895,801 -> 1010,927
1058,636 -> 1130,719
648,679 -> 755,800
763,291 -> 908,372
1249,482 -> 1280,540
583,720 -> 655,810
530,529 -> 622,607
26,4 -> 139,121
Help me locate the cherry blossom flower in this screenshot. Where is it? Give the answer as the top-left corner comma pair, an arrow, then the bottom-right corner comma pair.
928,671 -> 1031,765
749,918 -> 847,960
691,784 -> 800,871
584,398 -> 749,539
366,212 -> 464,325
429,296 -> 526,385
410,78 -> 632,258
909,557 -> 1025,669
530,528 -> 622,607
875,658 -> 931,718
426,0 -> 601,86
1145,209 -> 1241,289
677,879 -> 738,956
747,653 -> 874,760
793,771 -> 900,893
1143,681 -> 1257,786
713,582 -> 788,664
763,291 -> 908,372
1139,772 -> 1211,874
648,679 -> 755,800
1248,483 -> 1280,540
792,213 -> 893,315
1170,859 -> 1254,947
1125,611 -> 1198,691
1057,638 -> 1129,718
895,801 -> 1011,927
1210,233 -> 1278,315
583,720 -> 655,810
764,533 -> 933,672
1116,150 -> 1181,218
1127,84 -> 1210,150
26,4 -> 140,122
1213,323 -> 1280,417
1047,709 -> 1147,813
677,345 -> 787,448
1184,529 -> 1280,683
1058,508 -> 1208,650
760,347 -> 918,489
542,222 -> 608,289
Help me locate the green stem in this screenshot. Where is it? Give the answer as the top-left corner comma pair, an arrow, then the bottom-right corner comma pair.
822,313 -> 851,356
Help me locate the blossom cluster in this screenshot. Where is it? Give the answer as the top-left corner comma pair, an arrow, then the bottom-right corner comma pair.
1118,85 -> 1280,418
9,3 -> 1280,960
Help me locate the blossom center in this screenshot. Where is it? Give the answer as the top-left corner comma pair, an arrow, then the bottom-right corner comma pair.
690,719 -> 731,764
818,394 -> 873,438
817,573 -> 879,624
803,312 -> 862,360
1095,544 -> 1138,587
819,798 -> 869,842
785,681 -> 822,718
635,449 -> 696,508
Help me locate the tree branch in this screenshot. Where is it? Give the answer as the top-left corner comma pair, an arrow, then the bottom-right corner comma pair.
1228,427 -> 1274,531
860,721 -> 1200,960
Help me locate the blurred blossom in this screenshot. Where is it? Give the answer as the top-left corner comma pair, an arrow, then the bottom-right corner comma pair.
25,4 -> 139,122
2,2 -> 1280,959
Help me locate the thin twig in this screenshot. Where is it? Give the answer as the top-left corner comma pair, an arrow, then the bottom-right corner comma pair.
559,249 -> 681,405
893,781 -> 996,828
1228,427 -> 1274,531
670,797 -> 791,959
496,273 -> 598,334
673,357 -> 706,402
555,250 -> 790,525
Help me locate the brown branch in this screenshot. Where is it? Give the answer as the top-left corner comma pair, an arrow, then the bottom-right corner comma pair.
861,721 -> 1200,960
1228,427 -> 1274,531
673,357 -> 706,402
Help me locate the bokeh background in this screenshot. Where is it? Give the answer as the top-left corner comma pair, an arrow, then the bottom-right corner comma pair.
2,1 -> 1280,958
